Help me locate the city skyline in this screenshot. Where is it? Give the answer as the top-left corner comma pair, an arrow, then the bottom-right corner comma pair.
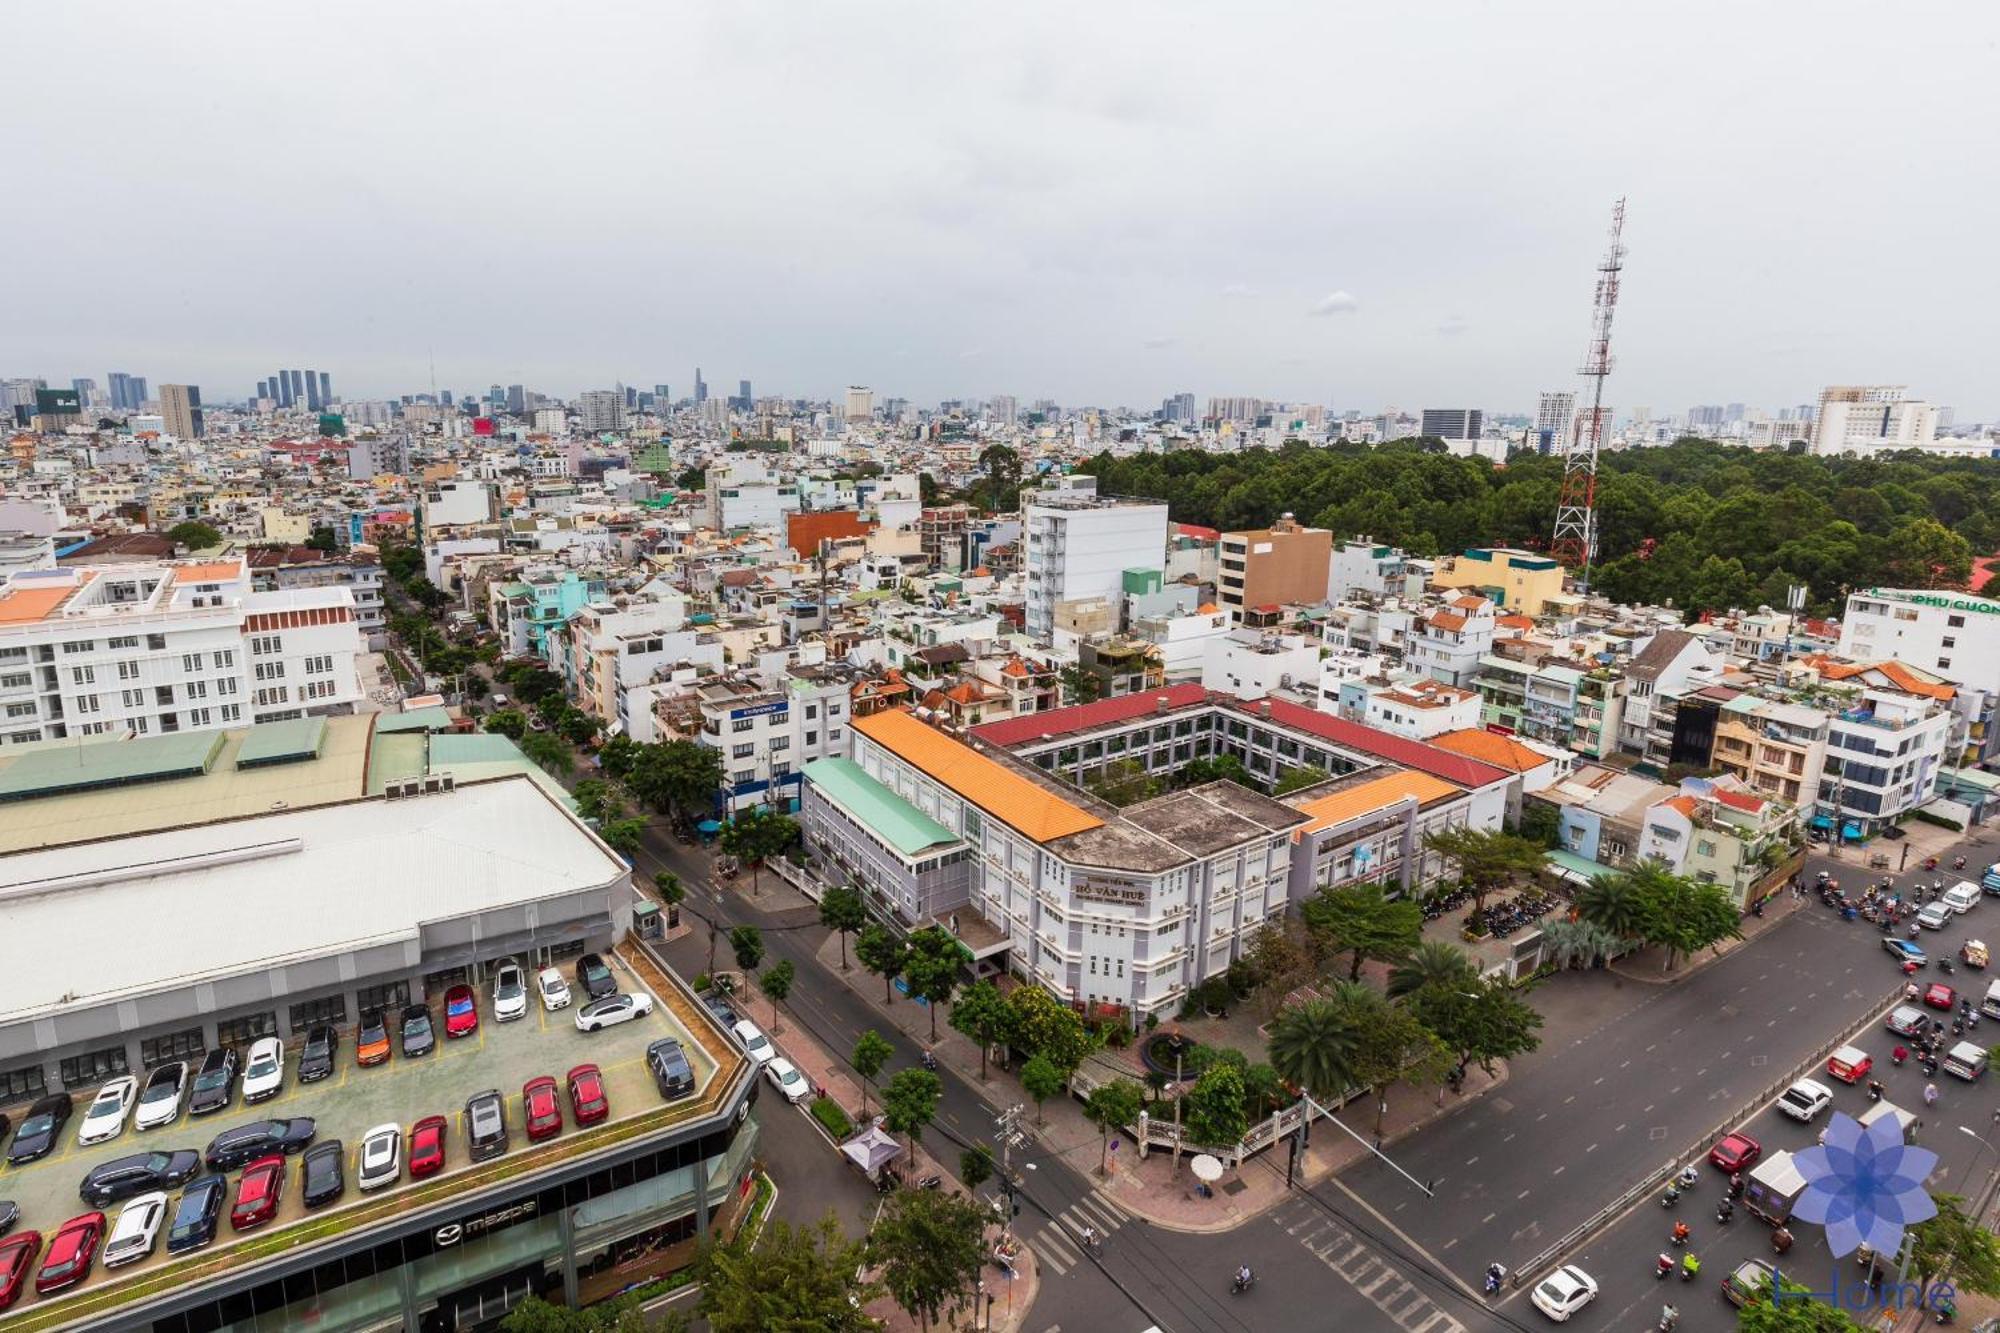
4,2 -> 1997,415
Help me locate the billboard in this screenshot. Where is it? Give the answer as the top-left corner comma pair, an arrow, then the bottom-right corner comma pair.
35,388 -> 81,414
473,417 -> 496,436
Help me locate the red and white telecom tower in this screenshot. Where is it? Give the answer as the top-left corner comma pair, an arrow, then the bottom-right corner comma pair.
1549,198 -> 1628,584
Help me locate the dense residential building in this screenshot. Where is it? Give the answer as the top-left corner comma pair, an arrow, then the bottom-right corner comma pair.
159,382 -> 204,439
1638,776 -> 1796,907
1022,475 -> 1168,640
1839,587 -> 2000,699
1429,547 -> 1565,614
1217,515 -> 1331,613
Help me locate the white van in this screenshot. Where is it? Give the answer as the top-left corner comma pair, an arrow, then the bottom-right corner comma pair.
1944,1040 -> 1989,1081
1944,881 -> 1982,914
1982,979 -> 2000,1021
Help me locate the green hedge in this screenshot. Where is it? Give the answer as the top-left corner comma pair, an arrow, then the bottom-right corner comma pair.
809,1097 -> 852,1139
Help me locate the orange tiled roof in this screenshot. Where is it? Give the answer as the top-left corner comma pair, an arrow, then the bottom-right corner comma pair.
1293,771 -> 1460,838
851,708 -> 1104,842
1661,795 -> 1699,818
1430,728 -> 1552,774
1805,655 -> 1955,701
1427,612 -> 1469,631
1714,788 -> 1767,813
0,579 -> 81,624
1497,614 -> 1535,630
170,560 -> 242,584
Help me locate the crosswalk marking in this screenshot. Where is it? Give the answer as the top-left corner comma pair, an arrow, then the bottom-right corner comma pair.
1031,1191 -> 1129,1276
1270,1199 -> 1466,1333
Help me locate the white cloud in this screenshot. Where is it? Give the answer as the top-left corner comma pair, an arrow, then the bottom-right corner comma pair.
1142,336 -> 1176,349
1309,290 -> 1360,317
1220,283 -> 1257,298
1436,316 -> 1469,338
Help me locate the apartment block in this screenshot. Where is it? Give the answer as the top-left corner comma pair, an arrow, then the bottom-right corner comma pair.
1217,515 -> 1331,613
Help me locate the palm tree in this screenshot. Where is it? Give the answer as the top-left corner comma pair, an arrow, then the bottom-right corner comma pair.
1266,997 -> 1362,1103
1387,941 -> 1477,999
1540,918 -> 1621,970
1576,872 -> 1648,944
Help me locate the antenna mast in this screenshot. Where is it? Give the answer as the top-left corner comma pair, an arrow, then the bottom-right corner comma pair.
1550,198 -> 1627,587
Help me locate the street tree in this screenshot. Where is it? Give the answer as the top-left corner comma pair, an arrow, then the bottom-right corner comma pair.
652,870 -> 685,929
1421,826 -> 1547,912
1631,864 -> 1744,971
625,739 -> 724,818
819,885 -> 868,970
1300,880 -> 1422,981
1020,1053 -> 1064,1126
483,709 -> 530,740
1266,996 -> 1363,1103
694,1212 -> 881,1333
868,1186 -> 988,1333
1405,976 -> 1544,1082
499,1295 -> 658,1333
946,980 -> 1012,1080
899,926 -> 965,1042
518,731 -> 570,776
1004,985 -> 1094,1073
719,807 -> 799,895
1908,1192 -> 2000,1296
729,924 -> 765,974
1386,940 -> 1477,999
1181,1063 -> 1248,1148
1576,872 -> 1650,945
1350,997 -> 1453,1135
958,1144 -> 994,1194
852,1029 -> 894,1120
760,958 -> 794,1032
598,815 -> 647,858
856,926 -> 909,1004
1735,1297 -> 1866,1332
881,1067 -> 942,1153
1082,1078 -> 1144,1176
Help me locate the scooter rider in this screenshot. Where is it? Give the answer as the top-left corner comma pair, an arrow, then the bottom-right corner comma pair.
1233,1264 -> 1254,1293
1485,1262 -> 1506,1293
1671,1220 -> 1690,1246
1682,1251 -> 1701,1280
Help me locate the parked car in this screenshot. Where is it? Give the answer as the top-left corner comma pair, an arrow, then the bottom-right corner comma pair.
134,1062 -> 190,1132
241,1037 -> 286,1104
408,1116 -> 448,1180
204,1118 -> 317,1172
1529,1264 -> 1598,1322
298,1025 -> 339,1083
76,1077 -> 140,1147
523,1077 -> 563,1142
0,1202 -> 15,1237
78,1150 -> 202,1207
5,1095 -> 72,1165
301,1141 -> 346,1209
400,1004 -> 436,1058
358,1124 -> 402,1192
102,1191 -> 169,1268
34,1213 -> 105,1296
575,953 -> 616,1001
187,1047 -> 241,1116
731,1019 -> 775,1065
466,1091 -> 509,1163
1709,1132 -> 1762,1173
701,992 -> 739,1028
567,1064 -> 609,1126
536,968 -> 572,1011
492,959 -> 528,1022
229,1156 -> 286,1232
0,1230 -> 42,1311
444,985 -> 480,1039
576,991 -> 655,1033
1777,1078 -> 1834,1123
165,1175 -> 227,1255
647,1038 -> 696,1102
764,1057 -> 812,1105
356,1012 -> 392,1066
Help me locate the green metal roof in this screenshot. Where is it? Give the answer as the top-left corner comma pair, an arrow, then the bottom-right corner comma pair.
1545,848 -> 1619,884
234,717 -> 327,768
374,707 -> 455,735
802,757 -> 960,858
0,730 -> 225,802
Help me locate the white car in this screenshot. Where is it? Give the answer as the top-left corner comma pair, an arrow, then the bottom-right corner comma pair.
1919,901 -> 1953,931
103,1191 -> 170,1268
241,1036 -> 286,1104
1777,1077 -> 1834,1123
358,1123 -> 402,1192
537,967 -> 572,1011
575,991 -> 655,1033
1530,1265 -> 1598,1322
764,1057 -> 812,1104
133,1061 -> 189,1132
77,1076 -> 140,1146
492,958 -> 528,1022
732,1018 -> 775,1066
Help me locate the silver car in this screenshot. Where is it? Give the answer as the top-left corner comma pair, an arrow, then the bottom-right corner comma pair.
104,1191 -> 169,1268
575,991 -> 655,1033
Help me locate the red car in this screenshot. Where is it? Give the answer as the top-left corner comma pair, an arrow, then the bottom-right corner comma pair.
34,1214 -> 103,1297
1925,983 -> 1958,1011
408,1115 -> 448,1179
1709,1132 -> 1763,1173
444,984 -> 480,1039
567,1063 -> 609,1126
231,1155 -> 286,1232
0,1231 -> 43,1310
523,1076 -> 563,1143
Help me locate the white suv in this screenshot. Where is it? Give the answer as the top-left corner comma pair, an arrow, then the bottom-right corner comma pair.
241,1037 -> 286,1104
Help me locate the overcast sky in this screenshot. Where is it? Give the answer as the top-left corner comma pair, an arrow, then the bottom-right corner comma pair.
5,2 -> 1997,417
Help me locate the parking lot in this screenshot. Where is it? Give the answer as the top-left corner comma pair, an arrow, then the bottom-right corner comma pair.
0,945 -> 727,1313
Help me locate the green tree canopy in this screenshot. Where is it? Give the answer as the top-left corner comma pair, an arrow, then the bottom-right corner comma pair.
856,926 -> 909,1004
1082,1078 -> 1144,1176
1020,1053 -> 1064,1125
728,924 -> 765,973
1273,764 -> 1332,796
694,1212 -> 881,1333
852,1029 -> 894,1119
719,807 -> 799,895
868,1186 -> 988,1332
819,885 -> 868,970
1908,1192 -> 2000,1295
1182,1062 -> 1249,1147
1386,940 -> 1477,1000
1267,996 -> 1363,1102
1405,975 -> 1545,1076
900,926 -> 967,1041
1300,881 -> 1423,981
166,520 -> 221,550
760,958 -> 794,1030
946,979 -> 1013,1080
881,1067 -> 942,1150
1422,826 -> 1547,912
1005,985 -> 1094,1072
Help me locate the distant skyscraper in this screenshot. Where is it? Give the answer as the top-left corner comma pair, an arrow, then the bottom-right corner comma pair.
844,386 -> 874,423
318,371 -> 331,406
255,379 -> 270,401
738,379 -> 752,409
506,384 -> 525,414
439,388 -> 452,408
107,371 -> 136,411
160,384 -> 204,439
1420,408 -> 1483,441
653,383 -> 670,407
1535,391 -> 1577,455
70,378 -> 96,405
304,370 -> 322,411
695,368 -> 707,404
272,370 -> 290,407
578,389 -> 626,432
988,394 -> 1018,428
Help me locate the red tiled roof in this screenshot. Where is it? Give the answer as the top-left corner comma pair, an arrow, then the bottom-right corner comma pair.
1220,696 -> 1510,789
1174,523 -> 1220,542
970,683 -> 1211,747
1714,788 -> 1767,813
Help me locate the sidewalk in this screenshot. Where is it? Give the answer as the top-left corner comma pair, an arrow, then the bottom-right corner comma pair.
807,932 -> 1509,1235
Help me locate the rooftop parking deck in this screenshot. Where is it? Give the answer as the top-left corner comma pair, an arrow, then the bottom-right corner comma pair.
2,943 -> 746,1333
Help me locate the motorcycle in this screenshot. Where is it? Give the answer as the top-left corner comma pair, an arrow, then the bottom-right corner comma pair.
1661,1184 -> 1682,1208
1232,1270 -> 1255,1295
1656,1255 -> 1674,1280
1717,1200 -> 1735,1225
1941,958 -> 1956,975
1660,1309 -> 1680,1333
918,1174 -> 943,1191
1484,1265 -> 1506,1294
921,1051 -> 938,1072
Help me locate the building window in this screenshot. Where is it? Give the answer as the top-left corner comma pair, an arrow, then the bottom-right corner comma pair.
117,660 -> 140,680
0,1063 -> 48,1103
216,1012 -> 279,1047
356,980 -> 409,1014
182,653 -> 205,672
214,649 -> 234,668
1949,615 -> 1965,628
140,1028 -> 206,1067
71,665 -> 95,685
146,633 -> 166,650
62,640 -> 94,654
108,636 -> 138,649
60,1046 -> 130,1088
187,680 -> 208,699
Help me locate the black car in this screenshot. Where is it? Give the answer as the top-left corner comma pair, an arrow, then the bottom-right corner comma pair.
646,1038 -> 695,1101
400,1004 -> 436,1059
701,993 -> 739,1028
78,1149 -> 202,1206
466,1090 -> 509,1162
5,1093 -> 74,1165
575,953 -> 616,1002
298,1024 -> 339,1083
301,1140 -> 345,1209
186,1047 -> 240,1117
0,1200 -> 17,1237
203,1118 -> 317,1172
166,1174 -> 228,1255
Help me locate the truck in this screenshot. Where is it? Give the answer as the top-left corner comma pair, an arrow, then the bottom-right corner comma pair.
1982,863 -> 2000,896
1745,1148 -> 1810,1226
1858,1099 -> 1919,1144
